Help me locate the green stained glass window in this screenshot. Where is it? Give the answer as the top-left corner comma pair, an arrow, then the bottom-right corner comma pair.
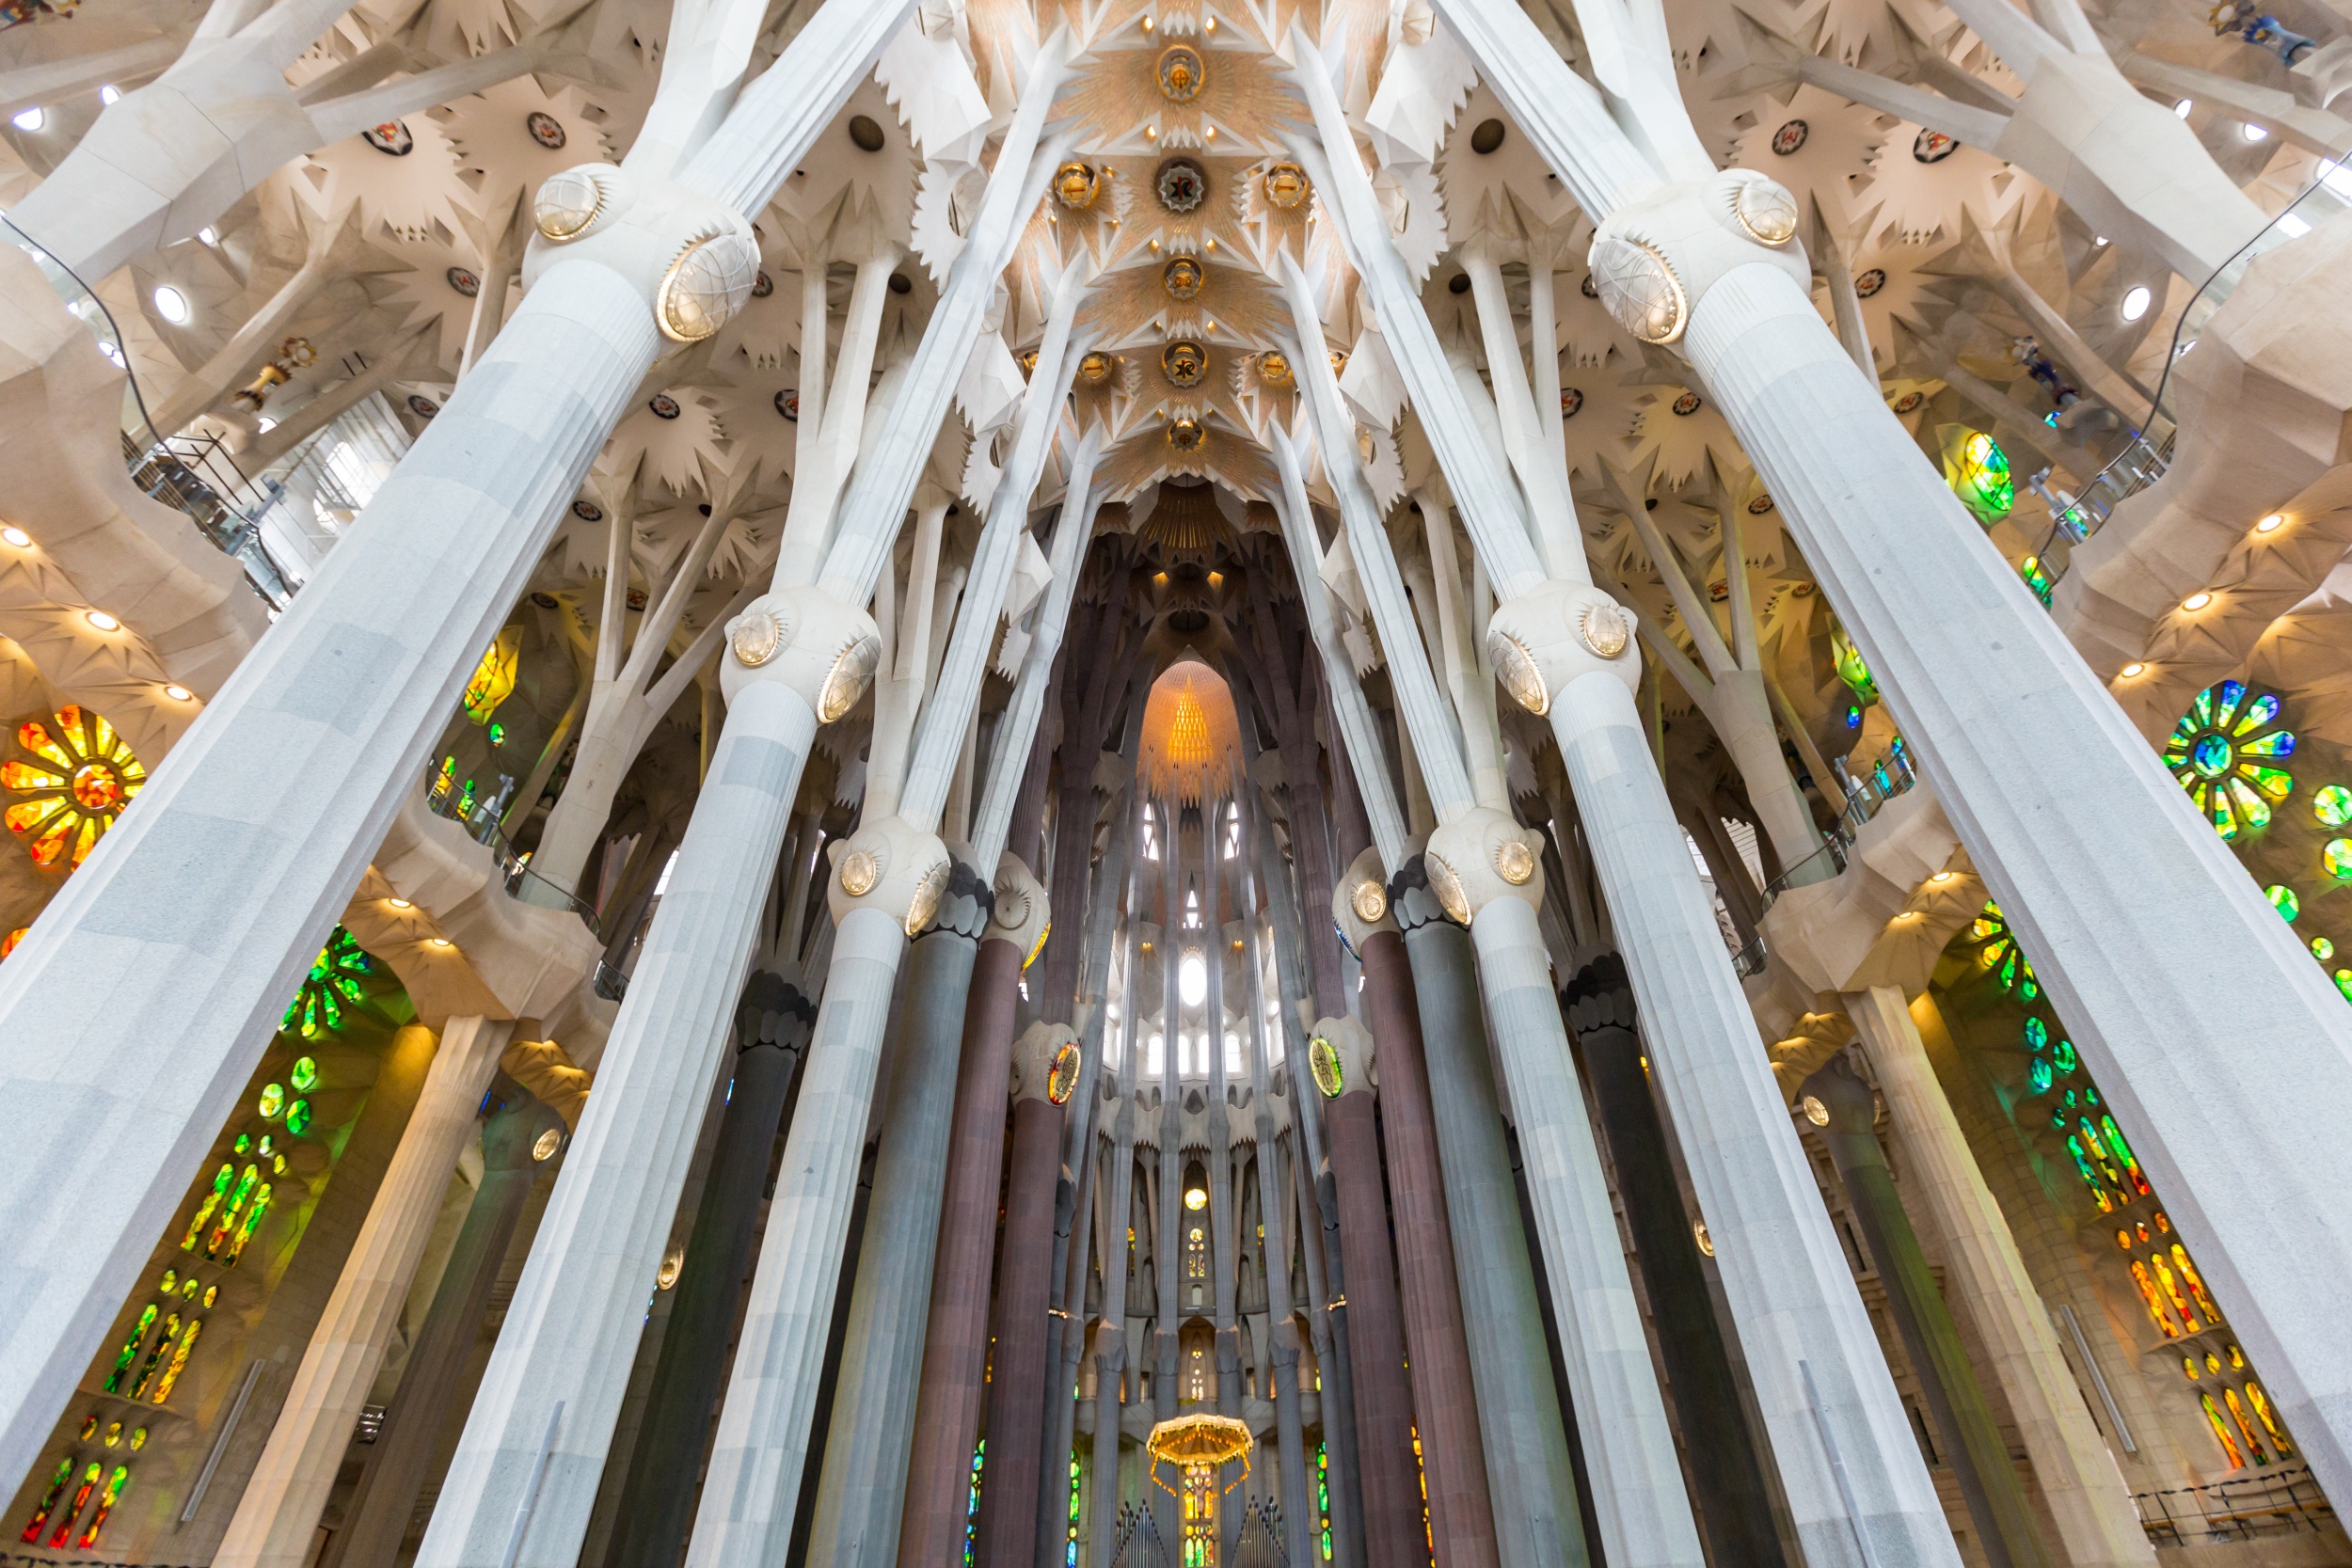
2028,1057 -> 2054,1093
2316,784 -> 2352,827
281,927 -> 373,1039
2054,1039 -> 2078,1074
290,1055 -> 318,1092
2025,1018 -> 2048,1050
2267,885 -> 2299,921
285,1099 -> 312,1136
257,1083 -> 284,1119
2335,969 -> 2352,1002
2168,680 -> 2297,839
2326,842 -> 2352,882
232,1132 -> 250,1154
2314,936 -> 2338,961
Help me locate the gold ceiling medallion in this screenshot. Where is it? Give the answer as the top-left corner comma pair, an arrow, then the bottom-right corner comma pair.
1264,162 -> 1311,209
1257,350 -> 1294,388
1156,42 -> 1206,102
1077,351 -> 1114,385
1167,417 -> 1205,451
1162,340 -> 1206,388
1162,255 -> 1205,300
1156,158 -> 1207,214
1054,160 -> 1100,209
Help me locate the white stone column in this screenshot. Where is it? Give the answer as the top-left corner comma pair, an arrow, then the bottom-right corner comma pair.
0,0 -> 912,1497
1850,988 -> 2157,1568
1275,327 -> 1706,1565
214,1016 -> 515,1568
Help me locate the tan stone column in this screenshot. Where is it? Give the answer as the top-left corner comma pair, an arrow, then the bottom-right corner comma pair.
210,1016 -> 516,1568
1848,987 -> 2157,1568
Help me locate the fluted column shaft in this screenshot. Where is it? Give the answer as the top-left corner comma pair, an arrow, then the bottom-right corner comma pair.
1804,1061 -> 2049,1568
902,932 -> 1027,1568
802,905 -> 986,1568
1395,902 -> 1586,1568
1857,990 -> 2156,1568
1357,929 -> 1500,1568
1321,1091 -> 1425,1568
977,1086 -> 1065,1568
1565,960 -> 1787,1568
605,995 -> 810,1568
328,1091 -> 568,1568
216,1018 -> 513,1568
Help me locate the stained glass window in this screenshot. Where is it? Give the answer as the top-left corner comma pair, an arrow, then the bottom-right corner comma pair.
1,706 -> 145,868
2165,681 -> 2296,841
2317,784 -> 2352,827
1942,429 -> 2014,523
1966,904 -> 2038,997
963,1440 -> 984,1568
18,1457 -> 72,1542
284,927 -> 372,1038
75,1465 -> 128,1547
462,627 -> 521,724
1318,1442 -> 1331,1561
1182,1463 -> 1216,1566
1068,1454 -> 1082,1568
2266,884 -> 2299,920
45,1463 -> 99,1548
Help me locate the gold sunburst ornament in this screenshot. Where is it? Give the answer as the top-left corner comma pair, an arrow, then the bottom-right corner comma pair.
1167,417 -> 1204,451
1163,256 -> 1205,301
1054,160 -> 1099,209
1264,162 -> 1310,209
1078,351 -> 1114,385
1257,351 -> 1294,388
1155,43 -> 1206,102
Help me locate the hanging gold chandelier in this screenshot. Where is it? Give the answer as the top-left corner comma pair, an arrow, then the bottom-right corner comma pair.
1145,1413 -> 1254,1495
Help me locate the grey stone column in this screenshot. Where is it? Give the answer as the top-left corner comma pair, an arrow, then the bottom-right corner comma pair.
1086,892 -> 1147,1568
799,866 -> 992,1568
326,1089 -> 569,1568
1563,957 -> 1788,1568
604,974 -> 815,1568
1151,811 -> 1184,1553
1391,877 -> 1588,1568
1802,1060 -> 2052,1568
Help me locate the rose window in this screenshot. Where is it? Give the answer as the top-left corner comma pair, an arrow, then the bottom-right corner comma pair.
2165,680 -> 2295,840
2,706 -> 145,868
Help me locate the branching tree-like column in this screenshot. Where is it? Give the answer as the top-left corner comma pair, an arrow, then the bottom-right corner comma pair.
1295,20 -> 1963,1562
1441,0 -> 2352,1516
0,0 -> 919,1500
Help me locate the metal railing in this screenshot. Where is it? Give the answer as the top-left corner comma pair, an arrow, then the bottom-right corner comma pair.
1757,748 -> 1922,911
2134,1465 -> 2335,1544
423,767 -> 600,935
2016,161 -> 2352,599
3,212 -> 409,609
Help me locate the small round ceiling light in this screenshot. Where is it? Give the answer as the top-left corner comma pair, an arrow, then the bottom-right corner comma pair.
2181,591 -> 2214,611
163,684 -> 193,702
387,896 -> 414,909
0,527 -> 27,547
151,285 -> 190,325
2256,513 -> 2285,532
85,610 -> 119,632
2122,285 -> 2153,322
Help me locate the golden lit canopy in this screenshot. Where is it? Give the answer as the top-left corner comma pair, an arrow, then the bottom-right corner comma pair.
1138,657 -> 1242,805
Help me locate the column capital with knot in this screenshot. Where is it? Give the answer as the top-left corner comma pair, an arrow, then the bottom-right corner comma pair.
1424,806 -> 1548,927
1012,1019 -> 1082,1106
1587,169 -> 1812,355
521,163 -> 763,345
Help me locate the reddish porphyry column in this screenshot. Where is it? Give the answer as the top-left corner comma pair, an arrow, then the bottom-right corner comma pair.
896,929 -> 1027,1568
1359,921 -> 1502,1568
1316,1026 -> 1433,1568
974,1023 -> 1073,1568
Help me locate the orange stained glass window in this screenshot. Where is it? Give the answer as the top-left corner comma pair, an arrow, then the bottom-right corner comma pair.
2,706 -> 144,868
2201,1393 -> 2246,1467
